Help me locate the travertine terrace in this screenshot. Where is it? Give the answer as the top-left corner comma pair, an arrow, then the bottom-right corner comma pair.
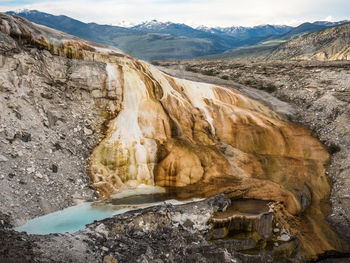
0,13 -> 348,262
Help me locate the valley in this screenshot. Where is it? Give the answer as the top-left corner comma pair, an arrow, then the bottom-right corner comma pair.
0,11 -> 350,263
6,10 -> 350,61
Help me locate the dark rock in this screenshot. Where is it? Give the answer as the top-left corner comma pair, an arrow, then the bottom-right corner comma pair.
15,111 -> 22,120
20,132 -> 31,142
51,164 -> 58,173
53,142 -> 62,151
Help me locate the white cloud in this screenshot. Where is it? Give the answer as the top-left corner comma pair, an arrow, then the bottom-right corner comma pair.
0,0 -> 349,27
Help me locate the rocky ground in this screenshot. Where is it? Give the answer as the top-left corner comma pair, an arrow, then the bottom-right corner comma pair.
0,30 -> 112,225
155,59 -> 350,245
1,13 -> 350,263
0,195 -> 307,263
2,195 -> 350,263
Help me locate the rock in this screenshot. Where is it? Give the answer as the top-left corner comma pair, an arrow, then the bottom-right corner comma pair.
95,223 -> 109,238
35,173 -> 43,179
0,174 -> 4,180
83,127 -> 93,135
0,154 -> 8,162
273,228 -> 280,233
277,233 -> 291,242
20,132 -> 31,142
182,219 -> 194,229
51,164 -> 58,173
145,246 -> 153,258
27,167 -> 35,173
211,200 -> 273,239
53,143 -> 62,151
0,13 -> 348,263
103,255 -> 118,263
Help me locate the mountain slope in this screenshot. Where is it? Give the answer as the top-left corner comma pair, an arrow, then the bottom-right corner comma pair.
213,24 -> 293,39
1,12 -> 347,261
268,23 -> 350,60
8,9 -> 349,62
132,20 -> 230,39
200,22 -> 350,61
5,10 -> 296,60
275,22 -> 328,41
6,10 -> 236,60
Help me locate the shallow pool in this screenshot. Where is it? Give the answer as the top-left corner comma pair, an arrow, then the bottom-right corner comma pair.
15,185 -> 188,235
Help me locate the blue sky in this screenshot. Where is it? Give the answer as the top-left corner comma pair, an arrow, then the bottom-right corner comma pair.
0,0 -> 349,27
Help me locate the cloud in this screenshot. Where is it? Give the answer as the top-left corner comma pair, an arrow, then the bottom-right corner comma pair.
0,0 -> 349,27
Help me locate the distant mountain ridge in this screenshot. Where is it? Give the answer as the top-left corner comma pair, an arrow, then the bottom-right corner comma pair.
208,25 -> 293,39
5,9 -> 350,60
202,23 -> 350,61
267,23 -> 350,60
132,19 -> 292,40
6,10 -> 242,60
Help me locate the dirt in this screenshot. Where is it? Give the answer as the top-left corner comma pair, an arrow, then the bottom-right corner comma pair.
1,13 -> 350,262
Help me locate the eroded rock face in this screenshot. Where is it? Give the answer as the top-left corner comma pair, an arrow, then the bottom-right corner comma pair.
87,55 -> 331,221
0,13 -> 346,260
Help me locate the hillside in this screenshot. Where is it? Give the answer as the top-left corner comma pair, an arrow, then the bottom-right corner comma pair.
5,10 -> 295,60
6,10 -> 237,60
268,23 -> 350,60
273,22 -> 328,40
1,12 -> 350,262
8,10 -> 350,62
200,23 -> 350,61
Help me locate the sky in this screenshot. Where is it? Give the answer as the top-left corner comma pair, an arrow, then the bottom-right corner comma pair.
0,0 -> 349,27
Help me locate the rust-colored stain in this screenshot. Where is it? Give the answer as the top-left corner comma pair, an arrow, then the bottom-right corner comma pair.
1,16 -> 347,260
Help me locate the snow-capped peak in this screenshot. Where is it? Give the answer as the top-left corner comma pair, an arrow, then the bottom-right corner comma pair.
13,8 -> 32,15
135,20 -> 174,29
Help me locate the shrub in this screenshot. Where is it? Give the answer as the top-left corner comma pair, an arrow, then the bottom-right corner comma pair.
201,69 -> 216,76
185,65 -> 197,72
244,79 -> 253,85
265,83 -> 277,93
221,75 -> 230,80
151,61 -> 160,66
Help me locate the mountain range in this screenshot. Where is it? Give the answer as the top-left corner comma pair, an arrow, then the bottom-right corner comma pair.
1,13 -> 347,262
6,9 -> 350,60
